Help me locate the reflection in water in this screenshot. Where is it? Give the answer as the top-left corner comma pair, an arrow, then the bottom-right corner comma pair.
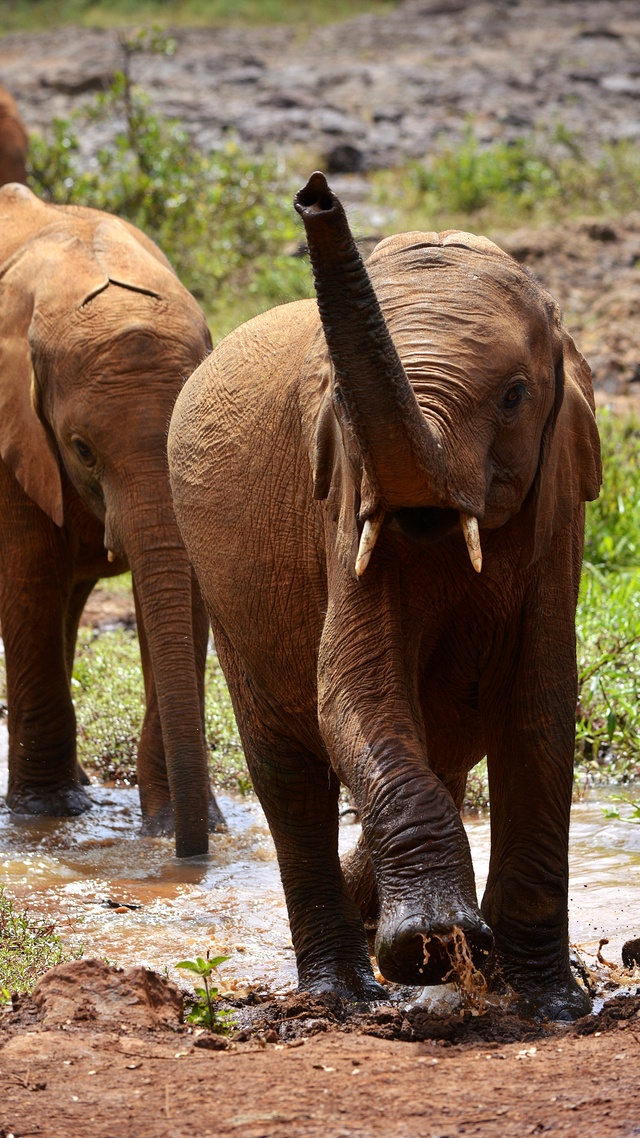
1,723 -> 639,996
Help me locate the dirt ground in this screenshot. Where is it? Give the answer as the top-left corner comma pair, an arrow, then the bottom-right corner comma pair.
1,976 -> 640,1138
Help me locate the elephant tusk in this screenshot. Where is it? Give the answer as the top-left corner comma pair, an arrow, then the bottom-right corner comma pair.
107,549 -> 116,562
355,510 -> 385,577
460,514 -> 482,573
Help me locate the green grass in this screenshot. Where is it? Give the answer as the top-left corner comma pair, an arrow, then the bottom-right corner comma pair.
0,0 -> 395,33
71,627 -> 247,793
575,413 -> 640,789
0,887 -> 82,997
371,126 -> 640,233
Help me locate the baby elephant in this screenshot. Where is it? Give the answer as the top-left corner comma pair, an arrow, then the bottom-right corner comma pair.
169,172 -> 601,1017
0,183 -> 223,858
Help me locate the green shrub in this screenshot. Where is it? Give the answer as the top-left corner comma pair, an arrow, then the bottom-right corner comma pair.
27,46 -> 313,325
0,887 -> 81,996
372,125 -> 640,230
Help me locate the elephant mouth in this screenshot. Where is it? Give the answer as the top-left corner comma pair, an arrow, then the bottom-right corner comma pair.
391,506 -> 462,546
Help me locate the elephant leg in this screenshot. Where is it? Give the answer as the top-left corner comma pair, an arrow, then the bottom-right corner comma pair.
133,575 -> 223,834
1,538 -> 92,817
64,578 -> 99,787
343,764 -> 473,930
481,553 -> 590,1021
214,634 -> 383,1000
250,737 -> 384,1000
341,832 -> 379,927
133,582 -> 174,834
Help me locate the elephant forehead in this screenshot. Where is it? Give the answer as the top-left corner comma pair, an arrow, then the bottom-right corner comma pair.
370,254 -> 551,365
367,229 -> 512,266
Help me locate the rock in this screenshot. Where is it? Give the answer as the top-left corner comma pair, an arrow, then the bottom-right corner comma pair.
32,958 -> 183,1029
325,143 -> 365,174
621,937 -> 640,968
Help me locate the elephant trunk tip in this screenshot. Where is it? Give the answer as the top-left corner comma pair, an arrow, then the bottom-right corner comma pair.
294,171 -> 335,217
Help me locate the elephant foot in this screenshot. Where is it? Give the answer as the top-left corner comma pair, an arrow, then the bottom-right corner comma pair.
298,965 -> 387,1003
375,908 -> 493,986
7,782 -> 93,817
506,973 -> 591,1023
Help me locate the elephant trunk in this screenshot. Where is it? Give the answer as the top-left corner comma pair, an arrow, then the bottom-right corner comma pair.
121,502 -> 212,858
295,171 -> 445,517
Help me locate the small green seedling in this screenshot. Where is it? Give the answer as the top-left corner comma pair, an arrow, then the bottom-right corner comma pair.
175,952 -> 236,1034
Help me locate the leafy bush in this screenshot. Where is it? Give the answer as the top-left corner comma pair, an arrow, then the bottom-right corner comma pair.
0,887 -> 81,996
27,43 -> 313,325
373,125 -> 640,229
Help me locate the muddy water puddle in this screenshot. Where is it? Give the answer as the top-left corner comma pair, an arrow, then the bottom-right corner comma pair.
1,722 -> 639,998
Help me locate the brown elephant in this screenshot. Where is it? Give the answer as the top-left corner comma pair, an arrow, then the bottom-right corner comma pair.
168,172 -> 601,1016
0,182 -> 223,858
0,85 -> 27,186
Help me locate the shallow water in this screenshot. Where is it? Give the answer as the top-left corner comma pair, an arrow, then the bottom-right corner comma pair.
1,721 -> 639,997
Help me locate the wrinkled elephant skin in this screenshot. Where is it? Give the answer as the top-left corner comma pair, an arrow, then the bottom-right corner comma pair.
169,172 -> 601,1014
0,183 -> 223,858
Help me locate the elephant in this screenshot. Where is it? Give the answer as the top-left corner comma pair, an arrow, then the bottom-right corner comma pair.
168,172 -> 601,1016
0,86 -> 27,187
0,182 -> 223,858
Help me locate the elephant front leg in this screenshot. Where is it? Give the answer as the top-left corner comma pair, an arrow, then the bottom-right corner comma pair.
249,736 -> 385,1000
318,573 -> 492,988
482,556 -> 590,1021
214,635 -> 383,1000
2,564 -> 92,817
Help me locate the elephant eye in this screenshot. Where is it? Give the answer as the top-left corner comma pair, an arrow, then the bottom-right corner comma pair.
501,382 -> 527,411
73,438 -> 96,465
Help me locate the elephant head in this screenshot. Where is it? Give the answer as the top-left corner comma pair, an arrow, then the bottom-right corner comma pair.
296,171 -> 600,580
0,183 -> 218,857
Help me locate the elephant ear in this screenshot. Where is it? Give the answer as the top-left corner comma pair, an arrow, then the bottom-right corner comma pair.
305,329 -> 360,574
0,270 -> 64,526
0,228 -> 111,526
522,324 -> 601,568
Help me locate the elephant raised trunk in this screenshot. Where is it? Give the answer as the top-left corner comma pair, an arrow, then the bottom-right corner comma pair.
295,171 -> 484,574
295,172 -> 446,518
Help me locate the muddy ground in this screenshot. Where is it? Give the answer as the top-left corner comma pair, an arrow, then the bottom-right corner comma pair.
3,2 -> 640,1135
1,965 -> 640,1138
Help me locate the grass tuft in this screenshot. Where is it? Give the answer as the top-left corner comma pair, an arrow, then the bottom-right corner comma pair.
0,887 -> 82,997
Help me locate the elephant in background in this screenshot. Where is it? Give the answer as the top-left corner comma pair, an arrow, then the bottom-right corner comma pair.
0,182 -> 223,858
0,85 -> 27,186
169,172 -> 601,1017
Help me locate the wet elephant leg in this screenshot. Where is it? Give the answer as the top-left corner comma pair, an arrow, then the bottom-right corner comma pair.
481,549 -> 590,1021
133,575 -> 223,834
319,563 -> 491,987
133,582 -> 173,833
215,633 -> 383,1000
64,577 -> 99,787
1,537 -> 92,816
